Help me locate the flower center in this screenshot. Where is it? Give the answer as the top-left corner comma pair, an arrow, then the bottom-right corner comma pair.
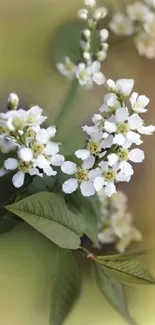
27,114 -> 36,124
104,169 -> 116,182
31,142 -> 45,157
118,149 -> 129,162
18,160 -> 33,173
79,70 -> 87,80
117,122 -> 129,135
25,127 -> 35,139
87,140 -> 101,155
75,168 -> 88,182
12,117 -> 25,130
0,125 -> 8,134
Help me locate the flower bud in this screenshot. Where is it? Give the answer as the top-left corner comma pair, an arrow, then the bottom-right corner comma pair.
82,29 -> 91,40
78,9 -> 88,20
8,93 -> 19,110
100,29 -> 109,42
83,51 -> 91,62
93,7 -> 108,20
87,18 -> 95,29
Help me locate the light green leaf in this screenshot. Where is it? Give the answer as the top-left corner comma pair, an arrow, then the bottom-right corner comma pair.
92,263 -> 136,325
5,192 -> 83,249
50,248 -> 81,325
96,257 -> 155,285
66,190 -> 101,245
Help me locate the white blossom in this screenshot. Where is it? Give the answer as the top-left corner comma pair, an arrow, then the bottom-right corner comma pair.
7,93 -> 19,110
129,92 -> 149,113
127,2 -> 151,22
109,13 -> 134,36
107,78 -> 134,96
56,57 -> 76,79
85,0 -> 96,8
97,190 -> 142,252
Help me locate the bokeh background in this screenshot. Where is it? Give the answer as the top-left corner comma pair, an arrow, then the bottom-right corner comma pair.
0,0 -> 155,324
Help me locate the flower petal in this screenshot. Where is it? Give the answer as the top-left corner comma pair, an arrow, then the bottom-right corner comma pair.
128,114 -> 143,130
115,107 -> 129,122
44,142 -> 59,155
75,149 -> 90,160
104,121 -> 117,133
82,155 -> 95,170
80,181 -> 95,197
105,182 -> 116,197
94,176 -> 105,191
44,167 -> 57,176
129,148 -> 144,163
113,134 -> 125,146
62,178 -> 78,194
93,72 -> 106,85
108,153 -> 118,166
12,171 -> 25,188
18,148 -> 33,162
4,158 -> 18,170
50,154 -> 65,166
61,161 -> 77,175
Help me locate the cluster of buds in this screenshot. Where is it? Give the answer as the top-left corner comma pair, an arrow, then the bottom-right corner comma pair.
110,1 -> 155,59
97,190 -> 142,253
56,0 -> 109,87
0,93 -> 64,188
61,78 -> 155,197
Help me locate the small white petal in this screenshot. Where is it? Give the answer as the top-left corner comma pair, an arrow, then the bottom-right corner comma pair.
80,181 -> 95,197
4,158 -> 18,170
119,161 -> 134,176
108,153 -> 118,166
62,178 -> 78,194
115,107 -> 129,122
82,155 -> 95,170
101,135 -> 114,149
129,148 -> 144,163
116,79 -> 134,96
107,79 -> 116,90
88,169 -> 101,181
61,161 -> 77,175
105,182 -> 116,197
36,129 -> 49,144
104,121 -> 117,133
47,126 -> 57,138
29,168 -> 42,177
44,167 -> 57,176
12,171 -> 25,188
138,125 -> 155,135
94,176 -> 105,191
18,148 -> 33,162
44,142 -> 59,155
75,149 -> 90,160
116,171 -> 131,182
99,161 -> 109,171
93,72 -> 106,85
126,131 -> 142,145
128,114 -> 143,130
113,134 -> 125,146
50,154 -> 65,166
36,155 -> 50,169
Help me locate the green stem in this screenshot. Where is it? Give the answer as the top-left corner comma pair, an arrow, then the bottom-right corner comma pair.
78,246 -> 110,266
55,79 -> 78,128
94,144 -> 118,168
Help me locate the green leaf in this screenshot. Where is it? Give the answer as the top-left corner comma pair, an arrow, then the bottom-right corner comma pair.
50,248 -> 81,325
96,257 -> 155,285
92,263 -> 136,325
66,190 -> 101,245
5,192 -> 83,249
28,175 -> 56,194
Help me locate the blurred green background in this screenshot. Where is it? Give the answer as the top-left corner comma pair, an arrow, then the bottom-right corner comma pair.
0,0 -> 155,324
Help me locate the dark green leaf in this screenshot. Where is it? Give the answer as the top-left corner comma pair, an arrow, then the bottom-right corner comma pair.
50,248 -> 81,325
92,263 -> 136,325
95,257 -> 155,285
28,175 -> 56,194
5,192 -> 83,249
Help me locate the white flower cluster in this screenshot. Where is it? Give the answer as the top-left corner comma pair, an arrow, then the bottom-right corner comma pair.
61,78 -> 155,197
97,189 -> 142,253
57,0 -> 109,87
110,1 -> 155,59
0,94 -> 64,188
